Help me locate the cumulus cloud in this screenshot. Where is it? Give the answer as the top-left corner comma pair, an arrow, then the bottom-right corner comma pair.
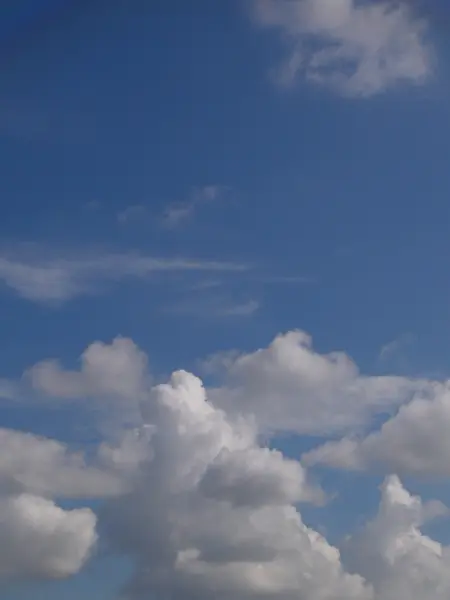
28,337 -> 151,403
103,370 -> 370,600
208,330 -> 428,436
26,330 -> 427,437
0,494 -> 97,580
3,330 -> 450,597
251,0 -> 432,97
0,428 -> 124,499
0,422 -> 156,584
303,382 -> 450,478
0,428 -> 105,582
0,250 -> 246,304
343,475 -> 450,600
26,336 -> 153,435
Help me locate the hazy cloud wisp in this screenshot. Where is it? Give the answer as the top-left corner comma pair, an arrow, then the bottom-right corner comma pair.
251,0 -> 432,97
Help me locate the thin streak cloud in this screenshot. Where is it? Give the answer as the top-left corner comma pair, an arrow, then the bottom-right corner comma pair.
0,251 -> 248,305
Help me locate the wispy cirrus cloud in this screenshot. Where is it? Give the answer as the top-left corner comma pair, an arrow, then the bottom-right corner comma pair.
165,296 -> 260,319
250,0 -> 432,97
116,204 -> 148,225
0,379 -> 16,400
218,299 -> 260,317
160,185 -> 226,229
379,332 -> 416,363
256,274 -> 318,285
116,185 -> 227,229
0,250 -> 247,305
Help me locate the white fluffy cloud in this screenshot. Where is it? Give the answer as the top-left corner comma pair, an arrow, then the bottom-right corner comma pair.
0,425 -> 125,583
4,330 -> 450,598
0,494 -> 97,580
0,428 -> 124,498
103,370 -> 371,600
26,336 -> 152,434
251,0 -> 431,96
343,475 -> 450,600
27,330 -> 427,436
208,330 -> 427,436
28,336 -> 151,403
0,426 -> 125,583
303,383 -> 450,478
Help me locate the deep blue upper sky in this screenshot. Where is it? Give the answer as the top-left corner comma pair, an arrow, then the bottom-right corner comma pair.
1,1 -> 450,376
2,1 -> 450,598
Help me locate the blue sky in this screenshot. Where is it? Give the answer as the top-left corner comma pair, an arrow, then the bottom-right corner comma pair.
3,2 -> 450,599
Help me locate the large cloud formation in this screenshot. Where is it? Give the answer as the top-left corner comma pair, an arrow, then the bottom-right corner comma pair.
29,330 -> 427,436
2,330 -> 450,599
103,370 -> 370,600
251,0 -> 431,97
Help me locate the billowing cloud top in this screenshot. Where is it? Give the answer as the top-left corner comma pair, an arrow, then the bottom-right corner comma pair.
2,329 -> 450,599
